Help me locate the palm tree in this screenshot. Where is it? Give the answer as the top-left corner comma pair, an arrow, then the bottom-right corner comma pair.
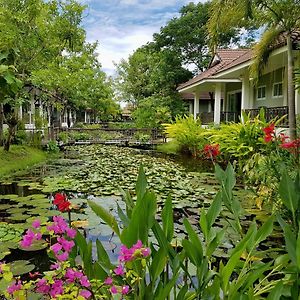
208,0 -> 300,139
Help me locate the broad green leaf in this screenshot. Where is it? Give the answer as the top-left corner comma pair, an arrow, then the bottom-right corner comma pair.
279,172 -> 299,214
93,262 -> 108,281
206,191 -> 222,229
156,272 -> 179,300
182,239 -> 201,266
221,223 -> 255,291
277,214 -> 297,266
254,216 -> 274,246
135,164 -> 147,199
266,281 -> 284,300
183,218 -> 203,262
88,200 -> 120,237
117,203 -> 129,227
96,239 -> 113,271
121,191 -> 157,246
161,195 -> 174,242
149,248 -> 167,281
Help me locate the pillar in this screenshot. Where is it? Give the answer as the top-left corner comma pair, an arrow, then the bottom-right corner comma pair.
214,83 -> 222,124
241,73 -> 250,122
193,91 -> 200,119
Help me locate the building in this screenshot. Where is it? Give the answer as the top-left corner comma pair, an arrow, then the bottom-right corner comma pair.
177,32 -> 300,126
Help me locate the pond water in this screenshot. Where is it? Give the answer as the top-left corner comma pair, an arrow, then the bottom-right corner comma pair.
0,145 -> 280,276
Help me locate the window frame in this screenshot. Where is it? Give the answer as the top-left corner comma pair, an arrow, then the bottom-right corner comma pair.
273,82 -> 283,98
257,85 -> 266,100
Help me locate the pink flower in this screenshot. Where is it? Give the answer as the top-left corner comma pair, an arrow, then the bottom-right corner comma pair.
80,290 -> 92,299
132,240 -> 143,250
50,263 -> 60,270
141,247 -> 151,257
65,268 -> 80,283
104,277 -> 113,285
114,264 -> 125,276
57,237 -> 74,252
66,227 -> 77,239
119,245 -> 134,262
32,219 -> 41,229
20,229 -> 35,248
49,279 -> 63,297
121,285 -> 130,295
111,285 -> 118,294
80,276 -> 90,288
7,281 -> 22,294
56,251 -> 69,261
35,232 -> 42,240
36,278 -> 50,294
51,243 -> 62,254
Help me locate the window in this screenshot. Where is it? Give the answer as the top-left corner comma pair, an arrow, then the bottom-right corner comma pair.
257,86 -> 266,100
273,82 -> 283,97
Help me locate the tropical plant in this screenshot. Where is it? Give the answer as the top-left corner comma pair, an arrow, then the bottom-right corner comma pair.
164,115 -> 206,156
208,0 -> 300,139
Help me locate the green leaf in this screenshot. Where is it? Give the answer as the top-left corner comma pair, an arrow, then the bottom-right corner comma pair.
277,214 -> 297,266
254,216 -> 274,246
183,218 -> 203,263
221,223 -> 255,291
266,281 -> 284,300
206,191 -> 222,229
121,191 -> 157,246
96,239 -> 113,271
149,248 -> 167,281
161,195 -> 174,242
156,272 -> 179,300
88,200 -> 120,237
279,171 -> 299,215
117,203 -> 129,227
93,262 -> 108,281
135,164 -> 147,199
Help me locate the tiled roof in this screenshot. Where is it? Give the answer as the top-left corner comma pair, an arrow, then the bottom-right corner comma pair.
178,49 -> 252,90
178,30 -> 300,91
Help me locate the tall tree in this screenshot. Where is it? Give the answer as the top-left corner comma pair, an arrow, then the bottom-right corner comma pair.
208,0 -> 300,139
114,44 -> 192,126
153,1 -> 256,73
0,0 -> 88,148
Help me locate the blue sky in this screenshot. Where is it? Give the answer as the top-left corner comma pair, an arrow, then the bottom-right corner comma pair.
80,0 -> 202,75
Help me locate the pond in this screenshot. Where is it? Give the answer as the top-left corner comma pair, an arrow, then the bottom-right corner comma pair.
0,145 -> 280,276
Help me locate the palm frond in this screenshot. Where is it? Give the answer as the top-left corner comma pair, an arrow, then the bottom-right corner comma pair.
250,27 -> 283,84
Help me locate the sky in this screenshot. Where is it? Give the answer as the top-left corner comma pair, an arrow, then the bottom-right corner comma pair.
80,0 -> 202,76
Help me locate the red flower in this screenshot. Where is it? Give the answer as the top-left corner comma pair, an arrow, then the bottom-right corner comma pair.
281,138 -> 300,150
203,144 -> 220,159
262,123 -> 275,143
53,193 -> 71,212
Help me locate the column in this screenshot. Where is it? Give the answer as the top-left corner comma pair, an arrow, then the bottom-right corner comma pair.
19,106 -> 22,120
295,55 -> 300,115
84,111 -> 87,123
193,91 -> 200,119
214,83 -> 222,124
241,74 -> 250,122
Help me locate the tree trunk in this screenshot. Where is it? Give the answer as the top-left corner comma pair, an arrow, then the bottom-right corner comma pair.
0,103 -> 3,146
287,34 -> 296,140
4,113 -> 18,152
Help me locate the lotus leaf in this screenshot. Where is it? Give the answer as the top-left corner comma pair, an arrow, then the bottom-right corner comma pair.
8,260 -> 35,276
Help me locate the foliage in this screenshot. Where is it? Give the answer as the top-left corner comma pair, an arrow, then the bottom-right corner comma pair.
153,1 -> 256,73
114,44 -> 192,108
164,115 -> 206,156
47,140 -> 60,153
208,0 -> 300,139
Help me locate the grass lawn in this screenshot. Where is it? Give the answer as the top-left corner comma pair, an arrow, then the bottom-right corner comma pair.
0,145 -> 48,178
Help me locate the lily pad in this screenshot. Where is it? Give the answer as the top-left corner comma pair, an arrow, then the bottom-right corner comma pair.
8,260 -> 35,276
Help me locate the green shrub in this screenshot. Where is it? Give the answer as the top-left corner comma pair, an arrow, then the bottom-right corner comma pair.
57,132 -> 69,143
46,140 -> 60,153
164,115 -> 205,156
69,131 -> 91,141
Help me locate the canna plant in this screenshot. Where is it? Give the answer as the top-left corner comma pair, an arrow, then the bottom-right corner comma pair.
83,164 -> 287,299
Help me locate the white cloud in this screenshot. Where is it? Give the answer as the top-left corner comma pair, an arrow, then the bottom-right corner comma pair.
83,0 -> 204,75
